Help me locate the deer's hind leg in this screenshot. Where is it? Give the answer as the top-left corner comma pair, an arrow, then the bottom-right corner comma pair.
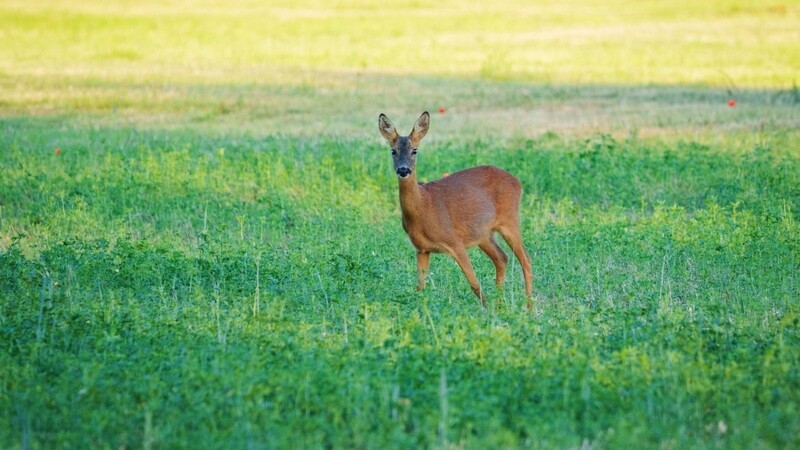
449,245 -> 484,305
498,225 -> 534,305
478,234 -> 508,289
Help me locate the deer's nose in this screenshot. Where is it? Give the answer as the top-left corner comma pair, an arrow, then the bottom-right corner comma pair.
396,167 -> 411,178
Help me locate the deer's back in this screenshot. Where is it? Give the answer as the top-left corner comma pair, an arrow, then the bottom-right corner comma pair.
424,165 -> 521,204
416,165 -> 522,249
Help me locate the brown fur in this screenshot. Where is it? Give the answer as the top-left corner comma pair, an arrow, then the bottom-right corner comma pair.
379,112 -> 534,307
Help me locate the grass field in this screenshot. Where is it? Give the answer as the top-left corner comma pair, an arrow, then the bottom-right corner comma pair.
2,0 -> 800,449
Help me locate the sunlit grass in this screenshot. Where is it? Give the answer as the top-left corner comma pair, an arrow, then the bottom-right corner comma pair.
2,0 -> 798,139
3,0 -> 797,86
1,0 -> 799,448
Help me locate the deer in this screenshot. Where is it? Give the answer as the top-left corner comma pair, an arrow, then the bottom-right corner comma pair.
378,111 -> 534,308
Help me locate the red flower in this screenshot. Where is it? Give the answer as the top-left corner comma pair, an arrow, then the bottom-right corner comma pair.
438,107 -> 446,114
54,147 -> 61,155
728,99 -> 736,107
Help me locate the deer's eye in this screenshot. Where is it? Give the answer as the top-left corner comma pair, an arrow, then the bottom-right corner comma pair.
412,149 -> 418,155
391,150 -> 397,156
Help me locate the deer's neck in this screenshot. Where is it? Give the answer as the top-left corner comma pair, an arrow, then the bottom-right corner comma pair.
398,174 -> 425,219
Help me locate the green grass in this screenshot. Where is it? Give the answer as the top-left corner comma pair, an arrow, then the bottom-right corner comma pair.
1,0 -> 799,138
3,0 -> 799,86
1,0 -> 800,448
2,121 -> 798,449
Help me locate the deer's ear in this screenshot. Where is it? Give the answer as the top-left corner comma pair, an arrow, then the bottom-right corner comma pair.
378,114 -> 399,146
410,111 -> 430,147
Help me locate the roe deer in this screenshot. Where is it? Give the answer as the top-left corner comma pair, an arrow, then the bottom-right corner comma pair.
378,111 -> 534,307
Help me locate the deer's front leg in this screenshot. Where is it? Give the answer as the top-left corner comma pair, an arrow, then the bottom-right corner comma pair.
416,251 -> 430,291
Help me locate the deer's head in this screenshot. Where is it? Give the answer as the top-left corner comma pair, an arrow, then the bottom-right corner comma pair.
378,112 -> 430,179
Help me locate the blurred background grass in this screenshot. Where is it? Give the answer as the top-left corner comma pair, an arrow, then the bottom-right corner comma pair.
1,0 -> 798,138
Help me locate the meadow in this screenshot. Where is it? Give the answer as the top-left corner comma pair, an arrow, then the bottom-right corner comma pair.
1,0 -> 800,448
